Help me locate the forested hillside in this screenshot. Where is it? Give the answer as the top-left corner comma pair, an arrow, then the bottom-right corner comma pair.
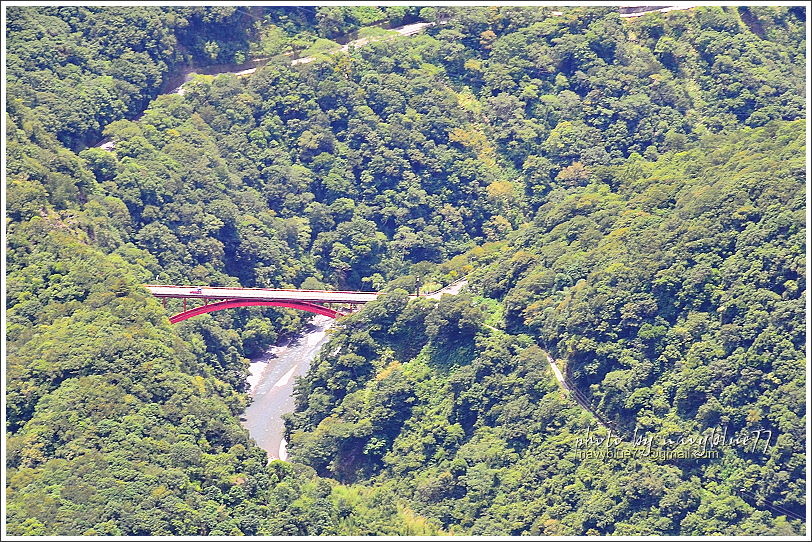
286,121 -> 805,535
5,4 -> 806,536
5,5 -> 433,536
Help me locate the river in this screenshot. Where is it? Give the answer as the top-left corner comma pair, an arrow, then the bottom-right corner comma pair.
95,17 -> 446,458
241,314 -> 334,461
241,279 -> 468,461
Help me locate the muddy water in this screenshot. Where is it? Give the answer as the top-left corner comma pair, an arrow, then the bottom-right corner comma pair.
240,277 -> 467,461
241,315 -> 334,461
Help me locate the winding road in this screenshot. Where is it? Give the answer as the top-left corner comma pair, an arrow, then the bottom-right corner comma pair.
619,5 -> 697,18
95,20 -> 435,149
291,22 -> 434,66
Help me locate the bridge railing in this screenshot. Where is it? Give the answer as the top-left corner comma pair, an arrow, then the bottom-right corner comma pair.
145,277 -> 469,299
144,284 -> 387,296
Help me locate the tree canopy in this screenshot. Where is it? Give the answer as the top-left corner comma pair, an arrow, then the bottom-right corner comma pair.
5,5 -> 806,536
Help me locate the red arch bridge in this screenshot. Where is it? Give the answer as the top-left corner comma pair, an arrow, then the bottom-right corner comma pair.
145,285 -> 416,324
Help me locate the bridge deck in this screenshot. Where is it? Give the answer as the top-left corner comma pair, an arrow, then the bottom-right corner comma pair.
145,285 -> 392,304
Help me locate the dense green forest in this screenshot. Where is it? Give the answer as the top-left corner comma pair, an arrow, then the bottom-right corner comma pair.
5,4 -> 807,536
286,121 -> 806,535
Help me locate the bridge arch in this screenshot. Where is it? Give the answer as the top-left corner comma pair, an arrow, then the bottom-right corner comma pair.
168,299 -> 345,324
